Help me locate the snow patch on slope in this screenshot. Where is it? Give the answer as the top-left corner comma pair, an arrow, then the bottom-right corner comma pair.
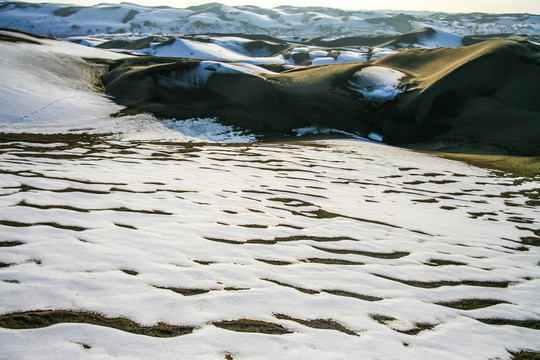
418,28 -> 464,48
348,66 -> 405,105
0,30 -> 125,133
158,60 -> 273,89
161,118 -> 257,143
136,37 -> 286,65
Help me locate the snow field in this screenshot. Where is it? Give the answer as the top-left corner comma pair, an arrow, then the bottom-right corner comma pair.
135,37 -> 287,65
1,2 -> 539,38
0,139 -> 539,359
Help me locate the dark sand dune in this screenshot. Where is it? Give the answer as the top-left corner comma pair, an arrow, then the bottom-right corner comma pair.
96,36 -> 170,50
103,58 -> 374,133
306,27 -> 444,48
463,33 -> 537,46
375,40 -> 540,155
102,39 -> 540,155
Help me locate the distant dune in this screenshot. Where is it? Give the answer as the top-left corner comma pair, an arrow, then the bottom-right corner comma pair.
103,39 -> 540,156
1,1 -> 539,37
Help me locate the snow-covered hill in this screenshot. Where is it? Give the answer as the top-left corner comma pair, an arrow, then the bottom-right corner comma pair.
1,1 -> 539,38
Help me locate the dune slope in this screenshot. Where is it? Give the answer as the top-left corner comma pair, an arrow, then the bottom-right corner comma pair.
102,39 -> 540,155
103,58 -> 374,133
376,40 -> 540,155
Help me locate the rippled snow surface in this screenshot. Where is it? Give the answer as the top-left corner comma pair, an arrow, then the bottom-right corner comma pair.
0,138 -> 539,359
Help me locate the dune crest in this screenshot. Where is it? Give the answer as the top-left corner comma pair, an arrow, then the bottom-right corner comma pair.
102,39 -> 539,155
376,40 -> 540,155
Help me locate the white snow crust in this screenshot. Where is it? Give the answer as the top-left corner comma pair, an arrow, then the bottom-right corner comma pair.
348,66 -> 406,105
0,138 -> 539,360
136,38 -> 286,65
161,118 -> 257,143
418,29 -> 464,48
368,132 -> 384,142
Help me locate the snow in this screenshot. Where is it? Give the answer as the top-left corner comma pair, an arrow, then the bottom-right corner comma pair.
370,48 -> 398,59
348,66 -> 405,105
0,31 -> 254,143
311,57 -> 336,65
136,38 -> 285,65
337,51 -> 369,63
158,60 -> 273,90
309,50 -> 328,58
311,50 -> 370,65
0,30 -> 124,133
0,135 -> 539,360
205,36 -> 253,53
0,20 -> 539,360
292,126 -> 366,140
418,29 -> 464,48
62,36 -> 108,47
161,118 -> 257,143
220,7 -> 278,29
1,2 -> 539,38
368,132 -> 384,142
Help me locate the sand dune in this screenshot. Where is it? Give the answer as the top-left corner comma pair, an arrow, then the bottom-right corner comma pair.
103,58 -> 372,133
2,1 -> 539,37
307,27 -> 463,48
376,40 -> 540,155
103,39 -> 540,155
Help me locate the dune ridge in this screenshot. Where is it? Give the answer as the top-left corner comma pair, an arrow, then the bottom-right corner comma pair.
2,1 -> 539,37
102,39 -> 540,156
376,40 -> 540,154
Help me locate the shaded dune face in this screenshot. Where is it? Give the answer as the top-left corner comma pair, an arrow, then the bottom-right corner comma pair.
102,40 -> 540,155
103,58 -> 376,133
307,27 -> 437,48
376,40 -> 540,155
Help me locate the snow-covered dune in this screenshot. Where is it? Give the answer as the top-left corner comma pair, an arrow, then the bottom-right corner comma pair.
136,37 -> 287,64
1,1 -> 539,37
0,29 -> 124,132
0,29 -> 255,141
0,133 -> 539,360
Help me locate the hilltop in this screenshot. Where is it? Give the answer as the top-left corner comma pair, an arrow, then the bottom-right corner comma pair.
1,1 -> 539,37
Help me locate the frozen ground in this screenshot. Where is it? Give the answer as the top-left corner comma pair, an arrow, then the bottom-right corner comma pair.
0,136 -> 539,359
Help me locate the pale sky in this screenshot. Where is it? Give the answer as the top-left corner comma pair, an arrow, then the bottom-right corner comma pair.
20,0 -> 540,13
